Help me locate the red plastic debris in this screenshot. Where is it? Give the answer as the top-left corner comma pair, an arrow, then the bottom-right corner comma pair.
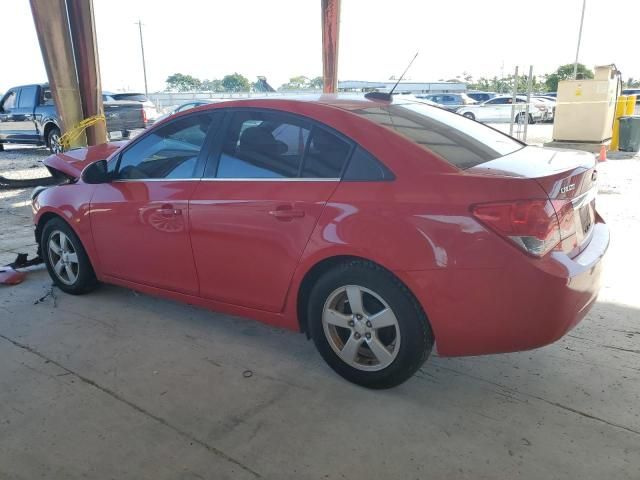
0,267 -> 26,285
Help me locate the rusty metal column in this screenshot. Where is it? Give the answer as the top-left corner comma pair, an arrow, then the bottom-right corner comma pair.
30,0 -> 86,149
321,0 -> 340,93
67,0 -> 107,146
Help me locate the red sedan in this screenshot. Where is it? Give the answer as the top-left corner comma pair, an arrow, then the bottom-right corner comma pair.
32,94 -> 609,388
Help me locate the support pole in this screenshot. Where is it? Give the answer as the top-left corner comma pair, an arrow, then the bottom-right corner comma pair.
573,0 -> 587,79
321,0 -> 340,93
30,0 -> 86,149
523,65 -> 534,143
67,0 -> 106,146
137,20 -> 149,97
509,66 -> 519,137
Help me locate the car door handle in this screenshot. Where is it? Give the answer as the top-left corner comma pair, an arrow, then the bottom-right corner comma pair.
269,205 -> 305,220
156,205 -> 182,216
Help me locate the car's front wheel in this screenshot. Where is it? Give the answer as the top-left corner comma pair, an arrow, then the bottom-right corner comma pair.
42,218 -> 97,294
308,260 -> 434,389
462,112 -> 475,121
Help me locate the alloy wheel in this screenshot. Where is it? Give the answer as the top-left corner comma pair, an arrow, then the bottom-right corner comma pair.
50,132 -> 62,153
47,230 -> 79,285
322,285 -> 401,371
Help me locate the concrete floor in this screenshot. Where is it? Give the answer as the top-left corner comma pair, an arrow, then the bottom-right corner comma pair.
1,147 -> 639,479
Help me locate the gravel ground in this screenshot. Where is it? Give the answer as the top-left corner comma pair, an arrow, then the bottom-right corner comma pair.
0,145 -> 50,180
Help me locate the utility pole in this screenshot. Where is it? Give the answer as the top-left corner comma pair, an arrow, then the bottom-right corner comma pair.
136,19 -> 148,96
573,0 -> 587,79
509,66 -> 519,137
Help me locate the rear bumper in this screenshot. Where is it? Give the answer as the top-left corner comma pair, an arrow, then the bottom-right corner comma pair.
399,222 -> 609,357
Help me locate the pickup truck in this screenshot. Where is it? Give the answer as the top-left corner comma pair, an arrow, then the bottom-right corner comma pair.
0,84 -> 149,153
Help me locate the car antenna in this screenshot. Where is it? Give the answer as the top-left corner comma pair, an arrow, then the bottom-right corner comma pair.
365,51 -> 419,101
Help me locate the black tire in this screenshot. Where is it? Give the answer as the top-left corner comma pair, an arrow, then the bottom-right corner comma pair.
516,112 -> 535,125
41,217 -> 97,294
0,143 -> 4,151
47,127 -> 62,154
308,259 -> 434,389
462,112 -> 475,121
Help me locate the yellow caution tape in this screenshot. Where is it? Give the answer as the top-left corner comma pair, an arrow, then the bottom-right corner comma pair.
59,114 -> 106,151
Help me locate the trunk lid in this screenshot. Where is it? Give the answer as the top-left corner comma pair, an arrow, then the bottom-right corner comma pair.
469,146 -> 598,255
44,141 -> 126,180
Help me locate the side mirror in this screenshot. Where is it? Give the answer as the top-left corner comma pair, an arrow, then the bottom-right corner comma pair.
82,159 -> 110,184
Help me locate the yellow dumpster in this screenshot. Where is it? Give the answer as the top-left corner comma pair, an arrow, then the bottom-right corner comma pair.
611,95 -> 628,151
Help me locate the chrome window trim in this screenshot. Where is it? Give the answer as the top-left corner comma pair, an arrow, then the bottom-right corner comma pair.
112,178 -> 202,183
111,177 -> 340,183
201,177 -> 340,182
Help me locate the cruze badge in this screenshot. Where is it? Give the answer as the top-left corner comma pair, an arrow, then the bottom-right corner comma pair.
560,184 -> 576,194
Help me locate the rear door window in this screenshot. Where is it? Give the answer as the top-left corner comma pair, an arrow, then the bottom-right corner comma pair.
301,127 -> 352,178
17,86 -> 37,109
215,111 -> 311,178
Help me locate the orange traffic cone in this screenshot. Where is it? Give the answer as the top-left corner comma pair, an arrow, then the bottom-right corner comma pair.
598,144 -> 607,162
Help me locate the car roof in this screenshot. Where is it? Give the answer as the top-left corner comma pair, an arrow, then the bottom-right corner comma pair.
187,93 -> 435,113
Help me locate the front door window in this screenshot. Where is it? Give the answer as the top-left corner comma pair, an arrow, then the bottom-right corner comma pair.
116,113 -> 214,180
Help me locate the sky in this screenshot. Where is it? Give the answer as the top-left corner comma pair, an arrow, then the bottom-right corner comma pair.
2,0 -> 640,94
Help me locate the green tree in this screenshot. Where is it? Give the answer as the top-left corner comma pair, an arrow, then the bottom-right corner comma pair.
201,79 -> 224,92
165,73 -> 202,92
222,73 -> 250,92
309,76 -> 323,89
544,63 -> 594,92
279,75 -> 323,90
626,77 -> 640,88
279,76 -> 308,90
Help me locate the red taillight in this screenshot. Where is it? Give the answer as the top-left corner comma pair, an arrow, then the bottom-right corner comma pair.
142,108 -> 148,124
471,200 -> 562,257
552,199 -> 578,254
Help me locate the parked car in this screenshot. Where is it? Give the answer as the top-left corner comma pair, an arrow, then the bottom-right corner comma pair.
533,96 -> 556,121
103,91 -> 161,124
534,95 -> 557,103
0,84 -> 148,153
414,93 -> 476,112
154,100 -> 220,123
33,95 -> 608,388
456,95 -> 550,123
466,91 -> 497,103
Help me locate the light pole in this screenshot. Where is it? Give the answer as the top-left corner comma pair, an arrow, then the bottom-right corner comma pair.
136,19 -> 148,96
573,0 -> 587,79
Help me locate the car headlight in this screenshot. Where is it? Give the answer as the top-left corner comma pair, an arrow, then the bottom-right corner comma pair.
31,186 -> 49,201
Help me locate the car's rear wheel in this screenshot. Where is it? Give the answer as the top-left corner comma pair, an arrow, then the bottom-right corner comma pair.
462,112 -> 475,121
48,127 -> 62,154
42,218 -> 97,294
308,260 -> 434,389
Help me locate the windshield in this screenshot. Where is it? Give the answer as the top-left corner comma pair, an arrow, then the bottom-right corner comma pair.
112,94 -> 149,102
352,101 -> 524,170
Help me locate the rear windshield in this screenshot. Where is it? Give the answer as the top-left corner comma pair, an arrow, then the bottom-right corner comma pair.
352,101 -> 523,169
112,94 -> 148,102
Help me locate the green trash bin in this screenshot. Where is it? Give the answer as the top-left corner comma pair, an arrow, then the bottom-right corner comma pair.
619,116 -> 640,152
